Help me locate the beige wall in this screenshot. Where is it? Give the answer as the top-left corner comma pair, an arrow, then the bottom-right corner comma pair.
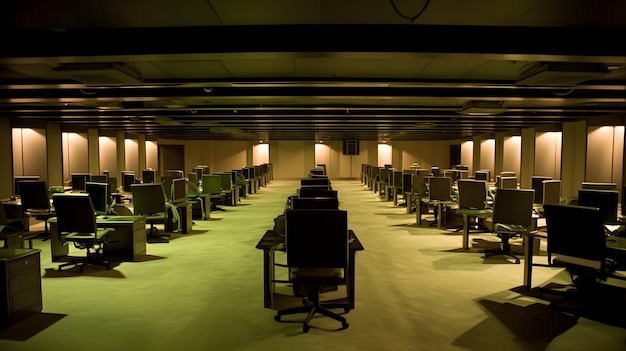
503,135 -> 521,176
62,132 -> 89,183
460,141 -> 474,174
535,132 -> 562,179
99,136 -> 117,176
586,126 -> 624,195
270,140 -> 314,179
13,128 -> 48,182
396,140 -> 453,171
479,139 -> 495,175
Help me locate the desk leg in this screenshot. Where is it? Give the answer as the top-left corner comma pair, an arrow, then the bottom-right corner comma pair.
416,198 -> 422,225
437,203 -> 443,229
262,248 -> 275,309
462,214 -> 470,249
523,235 -> 534,289
347,251 -> 356,309
405,193 -> 413,213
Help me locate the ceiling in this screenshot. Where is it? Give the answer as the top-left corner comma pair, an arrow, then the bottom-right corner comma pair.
1,0 -> 626,142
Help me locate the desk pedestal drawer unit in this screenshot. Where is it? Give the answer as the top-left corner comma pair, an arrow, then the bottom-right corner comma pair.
0,249 -> 42,327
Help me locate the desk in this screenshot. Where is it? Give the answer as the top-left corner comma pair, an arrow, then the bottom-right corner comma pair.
0,249 -> 42,327
48,216 -> 147,262
416,199 -> 454,229
256,229 -> 364,310
458,209 -> 493,249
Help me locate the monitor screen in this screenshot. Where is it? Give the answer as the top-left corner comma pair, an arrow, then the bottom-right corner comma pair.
71,173 -> 91,192
531,176 -> 552,204
188,172 -> 198,186
91,174 -> 108,183
14,175 -> 40,196
171,178 -> 188,204
166,169 -> 184,179
122,172 -> 136,192
142,169 -> 156,183
577,189 -> 619,224
85,181 -> 109,215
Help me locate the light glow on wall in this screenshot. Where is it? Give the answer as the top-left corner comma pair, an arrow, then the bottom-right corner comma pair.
378,143 -> 392,167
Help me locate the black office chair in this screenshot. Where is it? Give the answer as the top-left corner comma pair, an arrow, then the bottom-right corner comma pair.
484,188 -> 534,264
17,180 -> 56,240
131,183 -> 170,242
52,193 -> 115,272
274,209 -> 350,333
541,204 -> 617,309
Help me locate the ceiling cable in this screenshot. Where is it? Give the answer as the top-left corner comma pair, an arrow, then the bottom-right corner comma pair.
388,0 -> 431,23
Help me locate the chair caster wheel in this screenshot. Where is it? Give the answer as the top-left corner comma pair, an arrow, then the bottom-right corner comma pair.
274,315 -> 281,322
303,325 -> 310,333
342,322 -> 349,329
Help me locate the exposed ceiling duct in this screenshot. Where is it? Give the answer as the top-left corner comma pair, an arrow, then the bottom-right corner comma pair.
516,62 -> 610,86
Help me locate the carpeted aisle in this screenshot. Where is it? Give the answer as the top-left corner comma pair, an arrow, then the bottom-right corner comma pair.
1,179 -> 625,351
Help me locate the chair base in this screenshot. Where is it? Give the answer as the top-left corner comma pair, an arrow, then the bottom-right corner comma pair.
274,299 -> 350,333
483,250 -> 521,264
58,256 -> 111,272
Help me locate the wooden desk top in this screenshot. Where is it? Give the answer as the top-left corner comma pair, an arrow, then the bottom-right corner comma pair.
256,229 -> 364,251
0,248 -> 41,261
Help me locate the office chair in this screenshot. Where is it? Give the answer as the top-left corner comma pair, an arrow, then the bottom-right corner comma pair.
131,183 -> 170,242
52,193 -> 115,272
17,180 -> 56,240
484,188 -> 535,264
274,209 -> 350,333
541,204 -> 617,309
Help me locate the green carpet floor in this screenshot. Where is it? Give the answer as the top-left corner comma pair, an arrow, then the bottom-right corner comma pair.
1,179 -> 625,351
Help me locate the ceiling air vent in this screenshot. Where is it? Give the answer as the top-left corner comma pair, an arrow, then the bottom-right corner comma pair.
52,62 -> 143,86
517,62 -> 609,86
457,101 -> 506,116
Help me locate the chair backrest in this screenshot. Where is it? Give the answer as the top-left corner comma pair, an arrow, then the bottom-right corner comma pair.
428,176 -> 452,202
299,188 -> 338,199
17,180 -> 51,210
543,204 -> 606,263
577,189 -> 619,224
457,179 -> 488,210
285,209 -> 348,269
291,197 -> 339,210
492,188 -> 535,227
131,183 -> 167,215
52,193 -> 97,234
202,175 -> 222,194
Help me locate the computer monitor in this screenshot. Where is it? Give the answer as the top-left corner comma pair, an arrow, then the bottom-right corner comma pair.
195,166 -> 209,179
122,172 -> 136,192
85,181 -> 110,215
142,169 -> 157,183
14,175 -> 40,196
474,170 -> 490,182
108,177 -> 118,193
430,166 -> 441,176
91,174 -> 108,183
216,172 -> 232,191
542,180 -> 561,205
577,189 -> 619,224
531,176 -> 552,204
171,178 -> 188,204
166,169 -> 184,179
292,197 -> 339,210
188,172 -> 198,186
581,182 -> 617,191
71,173 -> 91,192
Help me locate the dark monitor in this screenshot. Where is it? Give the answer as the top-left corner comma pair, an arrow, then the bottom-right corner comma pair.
292,197 -> 339,210
171,178 -> 188,204
216,172 -> 232,191
71,173 -> 91,192
188,172 -> 198,186
131,183 -> 166,215
195,166 -> 209,179
161,176 -> 174,201
245,167 -> 255,180
457,180 -> 488,210
430,166 -> 441,177
230,170 -> 237,185
122,172 -> 136,192
166,169 -> 184,179
108,177 -> 118,193
85,181 -> 110,215
310,168 -> 325,176
577,189 -> 619,224
543,204 -> 606,262
91,174 -> 108,183
142,169 -> 157,184
299,188 -> 338,199
14,175 -> 40,196
581,182 -> 617,191
474,170 -> 490,182
531,176 -> 552,204
301,178 -> 331,188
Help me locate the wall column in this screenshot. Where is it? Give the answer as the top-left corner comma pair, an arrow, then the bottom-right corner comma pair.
0,118 -> 13,198
46,123 -> 63,187
472,136 -> 481,176
520,127 -> 536,189
116,131 -> 126,180
494,132 -> 505,176
561,120 -> 587,199
88,128 -> 100,175
137,133 -> 146,172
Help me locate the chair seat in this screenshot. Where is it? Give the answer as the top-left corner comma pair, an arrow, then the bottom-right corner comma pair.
553,254 -> 602,270
65,227 -> 115,241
